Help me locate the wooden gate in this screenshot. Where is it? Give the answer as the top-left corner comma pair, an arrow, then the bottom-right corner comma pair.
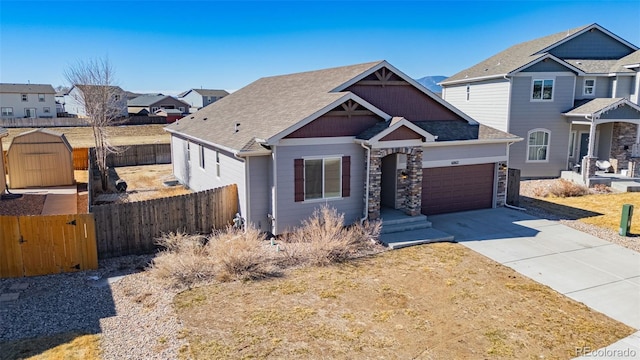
0,214 -> 98,278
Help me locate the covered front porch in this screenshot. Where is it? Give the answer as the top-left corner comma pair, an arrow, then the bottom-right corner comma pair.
562,98 -> 640,189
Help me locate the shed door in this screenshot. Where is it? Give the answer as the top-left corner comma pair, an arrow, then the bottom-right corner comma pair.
24,153 -> 59,187
421,163 -> 495,215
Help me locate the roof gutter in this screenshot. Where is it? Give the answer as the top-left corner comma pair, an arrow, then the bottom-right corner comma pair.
421,137 -> 523,147
440,74 -> 508,86
164,128 -> 241,156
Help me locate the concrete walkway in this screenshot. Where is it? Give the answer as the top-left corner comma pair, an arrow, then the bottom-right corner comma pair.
429,208 -> 640,359
11,185 -> 77,215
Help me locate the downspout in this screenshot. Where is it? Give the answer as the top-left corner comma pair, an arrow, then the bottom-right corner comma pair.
360,142 -> 371,224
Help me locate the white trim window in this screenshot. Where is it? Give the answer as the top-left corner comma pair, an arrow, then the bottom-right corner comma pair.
215,151 -> 221,177
38,93 -> 45,102
199,145 -> 205,169
583,78 -> 596,96
531,79 -> 554,101
527,129 -> 550,162
43,107 -> 50,114
186,141 -> 191,162
304,157 -> 341,200
21,94 -> 28,102
466,84 -> 470,101
1,107 -> 13,116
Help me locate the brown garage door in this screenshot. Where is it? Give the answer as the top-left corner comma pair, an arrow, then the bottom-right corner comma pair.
422,163 -> 495,215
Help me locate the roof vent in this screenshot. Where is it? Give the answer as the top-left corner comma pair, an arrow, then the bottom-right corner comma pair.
235,123 -> 240,133
190,116 -> 195,119
203,117 -> 207,121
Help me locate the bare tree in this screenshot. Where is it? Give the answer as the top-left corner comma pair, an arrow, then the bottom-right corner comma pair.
64,57 -> 123,191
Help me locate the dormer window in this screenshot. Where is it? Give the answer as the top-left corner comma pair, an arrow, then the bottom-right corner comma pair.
583,79 -> 595,96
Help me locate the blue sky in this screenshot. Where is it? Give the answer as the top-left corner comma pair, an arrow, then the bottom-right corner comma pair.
1,1 -> 639,94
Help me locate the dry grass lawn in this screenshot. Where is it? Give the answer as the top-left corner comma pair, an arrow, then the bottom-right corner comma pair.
531,192 -> 640,234
114,164 -> 191,202
0,333 -> 101,360
2,125 -> 169,148
174,243 -> 633,359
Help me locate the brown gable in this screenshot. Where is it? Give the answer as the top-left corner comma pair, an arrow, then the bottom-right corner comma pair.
284,100 -> 383,138
346,68 -> 463,122
380,125 -> 423,141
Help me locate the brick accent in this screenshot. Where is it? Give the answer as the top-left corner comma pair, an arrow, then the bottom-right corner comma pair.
582,156 -> 598,186
609,122 -> 639,173
367,146 -> 422,220
496,162 -> 507,207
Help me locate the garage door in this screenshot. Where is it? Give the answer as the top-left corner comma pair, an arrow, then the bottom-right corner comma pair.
421,163 -> 495,215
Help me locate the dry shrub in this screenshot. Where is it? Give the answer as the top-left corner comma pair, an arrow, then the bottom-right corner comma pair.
150,232 -> 214,288
208,227 -> 278,282
282,206 -> 381,266
548,179 -> 589,198
149,206 -> 383,288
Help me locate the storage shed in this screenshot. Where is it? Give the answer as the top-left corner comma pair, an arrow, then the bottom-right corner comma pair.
7,129 -> 74,188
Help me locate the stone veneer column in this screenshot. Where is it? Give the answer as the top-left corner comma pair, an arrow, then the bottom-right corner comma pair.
609,122 -> 638,173
582,156 -> 598,187
404,148 -> 423,216
367,150 -> 382,220
630,159 -> 640,178
496,162 -> 507,207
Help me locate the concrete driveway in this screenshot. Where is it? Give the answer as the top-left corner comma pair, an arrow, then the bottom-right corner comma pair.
430,208 -> 640,358
10,185 -> 78,215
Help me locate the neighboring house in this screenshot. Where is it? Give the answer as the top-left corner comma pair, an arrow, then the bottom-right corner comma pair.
177,89 -> 229,112
154,108 -> 184,123
0,83 -> 57,119
127,94 -> 189,115
64,85 -> 128,118
0,127 -> 7,194
166,61 -> 521,234
441,23 -> 640,180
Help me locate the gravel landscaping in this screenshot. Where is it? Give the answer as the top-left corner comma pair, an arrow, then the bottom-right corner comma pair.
0,194 -> 46,215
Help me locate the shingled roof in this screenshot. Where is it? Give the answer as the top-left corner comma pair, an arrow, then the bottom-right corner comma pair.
0,83 -> 56,94
563,98 -> 640,118
442,23 -> 638,84
166,61 -> 384,153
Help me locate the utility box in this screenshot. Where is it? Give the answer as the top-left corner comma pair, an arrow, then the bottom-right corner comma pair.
619,204 -> 634,236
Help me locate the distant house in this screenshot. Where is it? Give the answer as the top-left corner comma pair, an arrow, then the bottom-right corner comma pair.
177,89 -> 229,113
0,83 -> 57,119
64,85 -> 128,118
127,94 -> 189,116
441,23 -> 640,180
154,108 -> 184,123
166,61 -> 520,235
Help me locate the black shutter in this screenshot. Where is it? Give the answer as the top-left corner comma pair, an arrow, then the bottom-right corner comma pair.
342,156 -> 350,197
294,159 -> 304,202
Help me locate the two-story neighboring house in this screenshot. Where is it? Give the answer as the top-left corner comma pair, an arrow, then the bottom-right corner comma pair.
177,89 -> 229,113
441,23 -> 640,182
64,85 -> 128,118
0,83 -> 57,119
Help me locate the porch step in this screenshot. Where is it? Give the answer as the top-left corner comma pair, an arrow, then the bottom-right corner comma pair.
611,181 -> 640,192
380,228 -> 455,250
380,214 -> 432,234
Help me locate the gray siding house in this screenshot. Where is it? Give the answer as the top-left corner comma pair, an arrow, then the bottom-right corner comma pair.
0,83 -> 57,119
127,94 -> 189,115
166,61 -> 520,234
441,23 -> 640,180
177,89 -> 229,113
64,85 -> 128,118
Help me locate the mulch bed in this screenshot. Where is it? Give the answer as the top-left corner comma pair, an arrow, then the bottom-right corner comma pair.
0,194 -> 46,215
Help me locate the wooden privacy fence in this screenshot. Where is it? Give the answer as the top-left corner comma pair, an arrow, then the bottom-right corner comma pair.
0,214 -> 98,278
73,144 -> 171,171
92,184 -> 238,258
0,117 -> 90,128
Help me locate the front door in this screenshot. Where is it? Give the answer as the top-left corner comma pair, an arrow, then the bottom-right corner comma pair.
579,133 -> 589,160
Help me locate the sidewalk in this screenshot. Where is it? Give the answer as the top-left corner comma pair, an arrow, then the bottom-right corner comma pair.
11,185 -> 77,215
